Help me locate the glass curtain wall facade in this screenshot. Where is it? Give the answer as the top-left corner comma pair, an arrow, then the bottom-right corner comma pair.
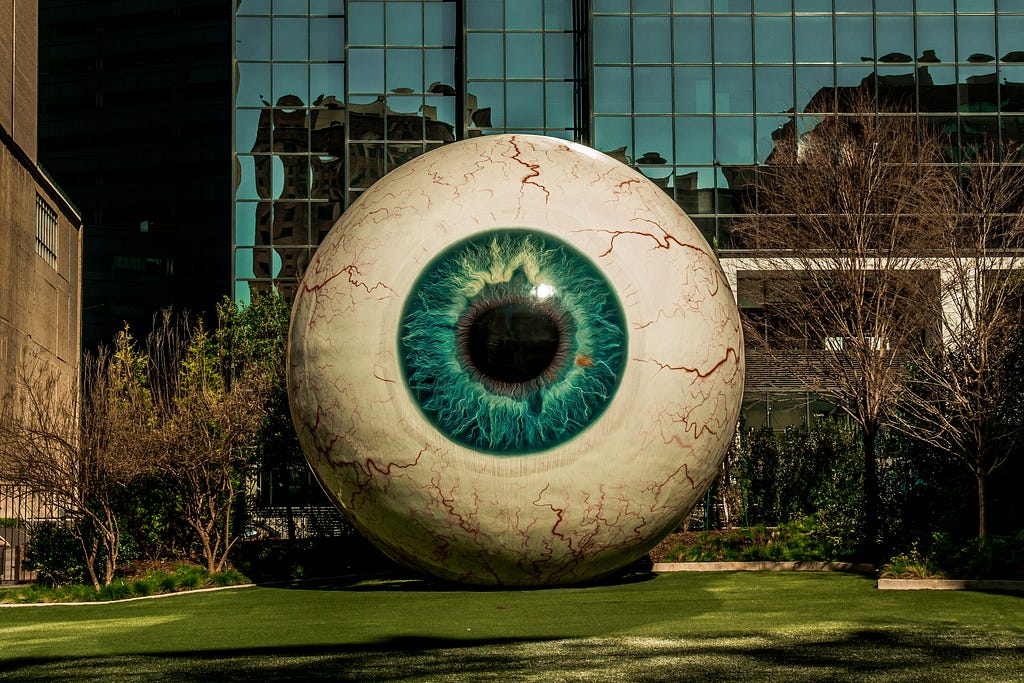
234,1 -> 1024,300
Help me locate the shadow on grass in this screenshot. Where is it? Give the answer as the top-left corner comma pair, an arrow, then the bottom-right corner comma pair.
2,627 -> 1022,681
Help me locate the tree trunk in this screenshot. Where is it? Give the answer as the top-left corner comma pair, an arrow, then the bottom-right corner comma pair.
976,467 -> 987,538
861,425 -> 880,565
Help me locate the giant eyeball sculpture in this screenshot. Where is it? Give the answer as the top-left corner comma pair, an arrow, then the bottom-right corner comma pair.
288,134 -> 744,586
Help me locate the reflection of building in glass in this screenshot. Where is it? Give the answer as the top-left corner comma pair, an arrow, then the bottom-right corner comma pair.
242,92 -> 455,297
233,2 -> 1024,428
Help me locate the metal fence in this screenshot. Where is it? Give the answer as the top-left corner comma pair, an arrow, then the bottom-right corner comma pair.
0,484 -> 59,583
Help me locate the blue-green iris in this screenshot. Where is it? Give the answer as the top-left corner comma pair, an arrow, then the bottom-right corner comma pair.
399,229 -> 627,455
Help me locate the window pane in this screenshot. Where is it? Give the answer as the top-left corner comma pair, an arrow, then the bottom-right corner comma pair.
714,17 -> 752,63
959,66 -> 998,112
309,18 -> 344,61
635,67 -> 673,113
794,0 -> 829,10
794,16 -> 832,63
999,16 -> 1024,63
506,34 -> 543,78
754,0 -> 790,12
715,66 -> 754,113
876,66 -> 915,105
593,116 -> 632,161
274,63 -> 308,103
916,0 -> 953,10
424,2 -> 456,45
272,17 -> 307,59
594,17 -> 631,63
236,17 -> 270,60
546,81 -> 574,129
716,117 -> 755,164
675,66 -> 713,113
958,15 -> 996,64
1002,66 -> 1024,113
545,0 -> 573,30
635,117 -> 674,165
835,15 -> 872,64
675,116 -> 713,164
235,110 -> 265,153
348,49 -> 384,93
834,0 -> 871,10
594,67 -> 632,113
467,0 -> 503,29
424,49 -> 455,91
916,15 -> 952,64
507,0 -> 543,29
386,49 -> 423,92
634,17 -> 672,63
546,33 -> 573,76
756,115 -> 790,163
386,3 -> 422,46
467,33 -> 504,78
918,65 -> 956,112
469,81 -> 504,127
348,2 -> 384,44
674,167 -> 714,216
755,16 -> 792,64
236,63 -> 271,108
876,16 -> 914,63
796,66 -> 834,112
755,66 -> 794,113
673,16 -> 712,63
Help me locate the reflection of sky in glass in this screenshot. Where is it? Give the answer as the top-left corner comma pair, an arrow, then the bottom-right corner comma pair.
235,202 -> 258,247
387,49 -> 423,91
836,16 -> 873,64
235,109 -> 262,151
273,18 -> 308,61
235,17 -> 270,60
755,16 -> 792,65
235,249 -> 256,281
958,15 -> 996,62
272,156 -> 285,198
309,18 -> 344,60
676,117 -> 713,164
236,155 -> 259,200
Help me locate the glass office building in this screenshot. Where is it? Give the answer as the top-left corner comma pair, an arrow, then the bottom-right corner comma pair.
233,0 -> 1024,427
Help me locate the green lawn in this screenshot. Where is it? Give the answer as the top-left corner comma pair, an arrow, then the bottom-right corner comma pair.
1,572 -> 1021,681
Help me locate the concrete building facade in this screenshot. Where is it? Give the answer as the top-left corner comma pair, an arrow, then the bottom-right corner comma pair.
0,0 -> 82,576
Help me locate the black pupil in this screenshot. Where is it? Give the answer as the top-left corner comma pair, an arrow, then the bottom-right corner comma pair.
467,303 -> 560,383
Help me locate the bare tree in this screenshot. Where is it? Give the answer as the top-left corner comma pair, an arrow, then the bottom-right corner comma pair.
731,92 -> 948,559
149,311 -> 268,574
0,332 -> 155,589
896,145 -> 1024,537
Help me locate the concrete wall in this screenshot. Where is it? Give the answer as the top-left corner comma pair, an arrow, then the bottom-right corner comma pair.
0,0 -> 37,160
0,141 -> 81,404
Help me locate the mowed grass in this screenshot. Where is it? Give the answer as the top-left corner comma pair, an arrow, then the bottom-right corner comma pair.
0,572 -> 1021,681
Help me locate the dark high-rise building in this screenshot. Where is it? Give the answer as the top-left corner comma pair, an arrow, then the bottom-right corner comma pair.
39,0 -> 232,349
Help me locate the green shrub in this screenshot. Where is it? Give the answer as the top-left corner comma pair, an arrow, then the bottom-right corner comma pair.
881,544 -> 945,579
663,518 -> 849,563
22,522 -> 85,587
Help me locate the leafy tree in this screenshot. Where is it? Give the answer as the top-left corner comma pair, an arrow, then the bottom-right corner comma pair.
149,309 -> 271,573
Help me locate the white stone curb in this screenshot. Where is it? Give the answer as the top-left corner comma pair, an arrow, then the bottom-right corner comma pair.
877,578 -> 1024,592
653,561 -> 875,574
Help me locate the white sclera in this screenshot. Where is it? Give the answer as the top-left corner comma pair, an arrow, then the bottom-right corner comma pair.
288,134 -> 744,586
